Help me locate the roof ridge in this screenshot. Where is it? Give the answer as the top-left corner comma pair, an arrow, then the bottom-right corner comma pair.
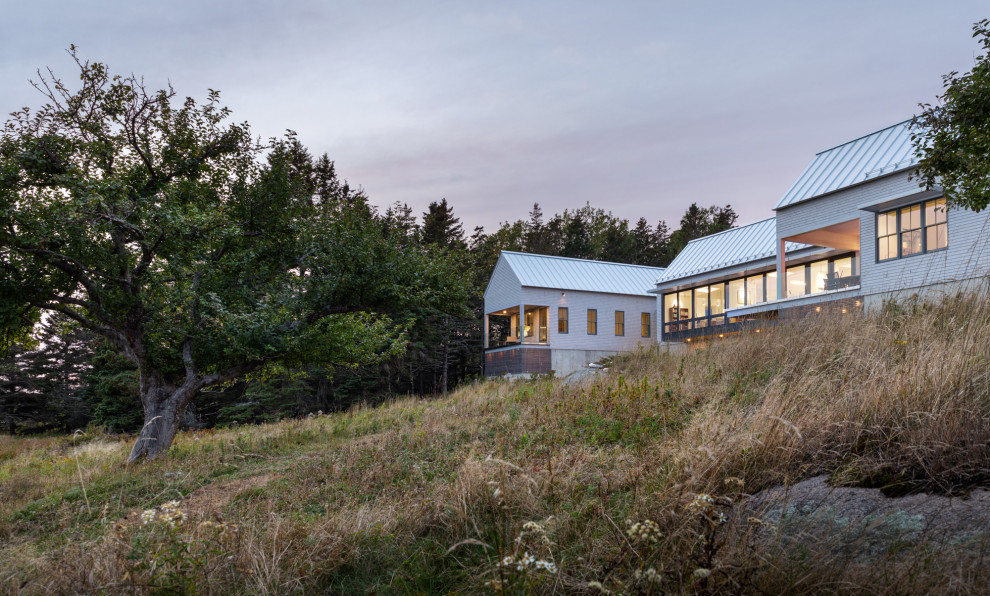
501,251 -> 665,270
813,118 -> 914,156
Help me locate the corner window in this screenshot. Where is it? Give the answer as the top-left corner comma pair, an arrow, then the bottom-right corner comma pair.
877,198 -> 947,261
587,309 -> 597,335
558,307 -> 569,334
641,313 -> 651,337
615,311 -> 624,336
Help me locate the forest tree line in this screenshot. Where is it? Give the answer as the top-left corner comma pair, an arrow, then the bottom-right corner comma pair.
1,196 -> 735,434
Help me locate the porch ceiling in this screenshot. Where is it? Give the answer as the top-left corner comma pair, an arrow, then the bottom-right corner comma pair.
784,219 -> 859,252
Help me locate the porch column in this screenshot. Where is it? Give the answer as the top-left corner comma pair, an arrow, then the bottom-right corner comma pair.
777,238 -> 786,299
483,313 -> 489,349
520,303 -> 526,342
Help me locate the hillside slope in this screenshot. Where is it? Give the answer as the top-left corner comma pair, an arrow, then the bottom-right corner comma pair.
2,291 -> 990,594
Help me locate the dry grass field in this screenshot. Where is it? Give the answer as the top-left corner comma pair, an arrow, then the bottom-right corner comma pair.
2,292 -> 990,594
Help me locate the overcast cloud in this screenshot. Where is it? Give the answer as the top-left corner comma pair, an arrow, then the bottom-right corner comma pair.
1,1 -> 986,231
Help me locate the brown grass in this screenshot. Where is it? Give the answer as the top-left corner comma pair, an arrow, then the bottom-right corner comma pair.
2,289 -> 990,593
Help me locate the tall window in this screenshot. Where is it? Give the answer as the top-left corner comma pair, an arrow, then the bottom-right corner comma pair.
809,260 -> 829,294
641,313 -> 651,337
615,311 -> 624,336
558,307 -> 569,334
925,198 -> 948,251
587,309 -> 597,335
728,278 -> 745,309
878,198 -> 947,261
745,275 -> 764,305
786,264 -> 806,297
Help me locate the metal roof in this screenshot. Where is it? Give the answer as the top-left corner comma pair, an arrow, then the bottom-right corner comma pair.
499,251 -> 664,296
657,218 -> 809,284
775,120 -> 917,210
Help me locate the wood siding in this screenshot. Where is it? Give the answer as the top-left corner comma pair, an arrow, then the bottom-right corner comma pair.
519,287 -> 657,351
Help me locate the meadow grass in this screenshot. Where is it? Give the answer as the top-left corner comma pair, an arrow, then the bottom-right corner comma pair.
2,290 -> 990,594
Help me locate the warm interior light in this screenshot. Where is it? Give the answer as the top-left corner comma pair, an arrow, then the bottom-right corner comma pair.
842,308 -> 848,314
718,334 -> 724,338
815,307 -> 821,312
696,286 -> 709,293
767,272 -> 777,278
685,338 -> 691,342
755,329 -> 761,333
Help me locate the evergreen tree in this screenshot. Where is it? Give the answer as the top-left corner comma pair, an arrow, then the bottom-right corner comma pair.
561,214 -> 592,259
421,198 -> 465,249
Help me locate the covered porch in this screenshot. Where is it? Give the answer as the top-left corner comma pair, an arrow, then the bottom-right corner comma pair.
484,304 -> 550,350
777,219 -> 861,298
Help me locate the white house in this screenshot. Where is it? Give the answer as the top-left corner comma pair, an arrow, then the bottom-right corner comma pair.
484,251 -> 664,376
654,119 -> 990,342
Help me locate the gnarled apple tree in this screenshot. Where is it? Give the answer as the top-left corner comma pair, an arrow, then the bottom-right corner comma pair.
0,53 -> 463,460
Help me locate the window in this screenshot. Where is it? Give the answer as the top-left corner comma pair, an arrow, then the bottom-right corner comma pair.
558,307 -> 569,334
728,278 -> 745,309
786,264 -> 806,297
878,211 -> 898,261
901,204 -> 922,257
878,198 -> 948,261
766,271 -> 778,302
709,284 -> 725,315
809,260 -> 829,295
925,198 -> 948,251
587,309 -> 597,335
615,311 -> 624,336
694,287 -> 709,318
538,307 -> 548,342
524,310 -> 534,337
745,275 -> 764,305
641,313 -> 651,337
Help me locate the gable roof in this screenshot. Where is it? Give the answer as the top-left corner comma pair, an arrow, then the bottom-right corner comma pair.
657,218 -> 809,284
775,120 -> 917,210
497,251 -> 664,296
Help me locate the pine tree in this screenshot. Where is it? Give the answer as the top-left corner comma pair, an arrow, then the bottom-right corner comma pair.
421,198 -> 465,249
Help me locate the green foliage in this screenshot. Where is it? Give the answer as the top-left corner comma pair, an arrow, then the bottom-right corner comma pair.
913,19 -> 990,211
81,341 -> 141,433
0,52 -> 467,454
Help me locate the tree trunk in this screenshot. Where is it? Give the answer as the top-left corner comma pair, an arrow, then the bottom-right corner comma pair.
128,373 -> 197,462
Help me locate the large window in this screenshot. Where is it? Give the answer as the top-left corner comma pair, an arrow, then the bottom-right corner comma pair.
662,253 -> 857,334
745,275 -> 764,305
615,311 -> 625,336
558,307 -> 568,334
877,198 -> 947,261
587,309 -> 597,335
641,313 -> 651,337
728,279 -> 745,310
809,260 -> 829,295
709,284 -> 725,315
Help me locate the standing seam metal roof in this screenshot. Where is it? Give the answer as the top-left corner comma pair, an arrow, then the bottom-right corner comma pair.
656,218 -> 808,284
775,120 -> 917,210
499,251 -> 665,296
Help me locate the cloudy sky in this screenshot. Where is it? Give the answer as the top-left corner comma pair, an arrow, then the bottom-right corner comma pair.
1,1 -> 986,232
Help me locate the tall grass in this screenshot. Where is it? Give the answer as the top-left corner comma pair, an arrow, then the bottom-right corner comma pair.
2,289 -> 990,594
